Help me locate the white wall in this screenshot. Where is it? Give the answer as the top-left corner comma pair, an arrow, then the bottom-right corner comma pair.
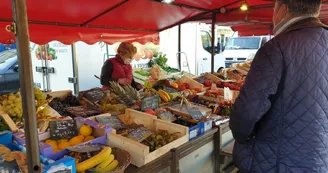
159,26 -> 179,69
75,42 -> 113,91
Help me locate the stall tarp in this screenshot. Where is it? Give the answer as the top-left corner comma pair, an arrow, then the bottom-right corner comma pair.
191,0 -> 328,35
1,0 -> 328,43
232,25 -> 272,36
0,22 -> 160,45
0,0 -> 202,44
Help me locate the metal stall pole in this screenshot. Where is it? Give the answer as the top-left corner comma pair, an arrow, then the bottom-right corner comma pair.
178,25 -> 181,70
211,12 -> 216,73
71,44 -> 79,94
11,0 -> 41,172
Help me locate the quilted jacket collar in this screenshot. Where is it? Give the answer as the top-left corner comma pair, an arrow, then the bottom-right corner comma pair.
280,17 -> 328,35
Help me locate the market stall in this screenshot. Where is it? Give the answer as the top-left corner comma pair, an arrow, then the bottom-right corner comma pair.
2,0 -> 328,173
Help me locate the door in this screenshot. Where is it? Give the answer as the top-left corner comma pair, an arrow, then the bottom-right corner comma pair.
31,42 -> 75,92
199,30 -> 212,75
46,42 -> 75,92
31,42 -> 47,90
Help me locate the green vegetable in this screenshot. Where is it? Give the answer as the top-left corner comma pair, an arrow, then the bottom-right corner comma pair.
135,71 -> 150,76
154,54 -> 168,67
161,66 -> 180,73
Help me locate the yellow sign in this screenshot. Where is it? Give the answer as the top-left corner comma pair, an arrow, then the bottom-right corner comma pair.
217,29 -> 233,35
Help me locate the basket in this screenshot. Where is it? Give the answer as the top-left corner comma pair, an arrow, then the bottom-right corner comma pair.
109,147 -> 131,173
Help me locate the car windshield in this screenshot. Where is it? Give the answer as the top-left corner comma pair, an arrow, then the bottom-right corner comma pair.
225,37 -> 260,50
0,49 -> 17,70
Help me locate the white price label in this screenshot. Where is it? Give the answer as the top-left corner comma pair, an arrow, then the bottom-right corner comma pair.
189,130 -> 197,139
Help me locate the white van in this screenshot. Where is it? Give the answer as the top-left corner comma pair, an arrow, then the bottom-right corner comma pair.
222,36 -> 271,68
160,23 -> 224,76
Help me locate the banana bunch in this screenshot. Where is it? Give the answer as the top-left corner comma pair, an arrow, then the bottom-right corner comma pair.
76,146 -> 119,173
159,89 -> 179,103
157,89 -> 171,102
143,81 -> 157,97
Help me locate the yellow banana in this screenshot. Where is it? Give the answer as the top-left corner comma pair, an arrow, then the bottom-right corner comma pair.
158,90 -> 171,100
94,154 -> 115,172
99,160 -> 119,173
76,147 -> 112,172
159,93 -> 169,102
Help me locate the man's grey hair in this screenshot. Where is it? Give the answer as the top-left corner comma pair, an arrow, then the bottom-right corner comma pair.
276,0 -> 321,17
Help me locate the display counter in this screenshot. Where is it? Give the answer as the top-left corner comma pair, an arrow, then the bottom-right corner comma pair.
125,128 -> 219,173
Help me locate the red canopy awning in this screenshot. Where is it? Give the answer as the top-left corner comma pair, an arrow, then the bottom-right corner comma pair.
0,0 -> 328,43
189,0 -> 328,36
0,0 -> 204,44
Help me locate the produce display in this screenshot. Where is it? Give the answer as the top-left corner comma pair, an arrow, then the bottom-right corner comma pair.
141,130 -> 179,152
149,53 -> 180,73
0,92 -> 22,119
0,88 -> 54,128
48,95 -> 80,116
45,124 -> 95,152
69,146 -> 119,173
109,82 -> 140,107
0,61 -> 251,171
0,144 -> 28,173
134,70 -> 149,77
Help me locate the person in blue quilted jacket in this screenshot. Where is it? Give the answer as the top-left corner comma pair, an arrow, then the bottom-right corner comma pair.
230,0 -> 328,172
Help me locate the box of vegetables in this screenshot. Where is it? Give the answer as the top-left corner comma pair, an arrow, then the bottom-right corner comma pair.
91,109 -> 189,167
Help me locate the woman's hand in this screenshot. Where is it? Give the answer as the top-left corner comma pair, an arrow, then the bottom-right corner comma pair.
118,78 -> 131,85
136,84 -> 143,90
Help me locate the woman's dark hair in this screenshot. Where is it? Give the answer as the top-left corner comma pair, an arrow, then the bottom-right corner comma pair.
276,0 -> 321,17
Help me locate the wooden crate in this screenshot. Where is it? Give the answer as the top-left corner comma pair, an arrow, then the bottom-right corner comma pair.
179,75 -> 204,89
107,109 -> 189,167
202,73 -> 221,83
44,90 -> 73,100
163,103 -> 212,117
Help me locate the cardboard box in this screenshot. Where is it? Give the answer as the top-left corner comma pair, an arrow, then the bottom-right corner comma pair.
189,120 -> 213,140
13,117 -> 112,160
42,156 -> 76,173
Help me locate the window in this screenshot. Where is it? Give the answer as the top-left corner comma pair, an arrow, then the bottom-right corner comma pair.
225,37 -> 261,50
0,50 -> 17,71
201,31 -> 212,52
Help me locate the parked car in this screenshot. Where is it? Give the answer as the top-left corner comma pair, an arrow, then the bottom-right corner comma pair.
222,35 -> 272,68
0,49 -> 19,93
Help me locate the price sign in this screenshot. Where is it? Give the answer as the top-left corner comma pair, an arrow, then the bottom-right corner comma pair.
96,116 -> 127,130
141,95 -> 159,111
49,120 -> 78,140
67,144 -> 103,153
187,107 -> 204,120
127,127 -> 153,142
163,86 -> 179,93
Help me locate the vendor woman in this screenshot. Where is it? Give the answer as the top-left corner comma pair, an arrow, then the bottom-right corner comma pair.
100,42 -> 142,90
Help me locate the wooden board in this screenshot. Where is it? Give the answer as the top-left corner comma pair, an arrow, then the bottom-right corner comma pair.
180,75 -> 204,89
107,109 -> 189,167
141,95 -> 160,111
203,73 -> 221,83
163,102 -> 212,118
220,140 -> 235,157
45,90 -> 73,100
0,111 -> 18,132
